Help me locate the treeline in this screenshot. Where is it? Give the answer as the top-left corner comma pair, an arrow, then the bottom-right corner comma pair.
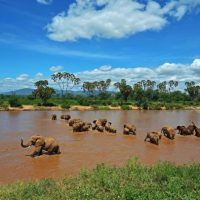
0,71 -> 200,110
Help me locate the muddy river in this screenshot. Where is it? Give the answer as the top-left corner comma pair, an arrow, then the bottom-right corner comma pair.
0,110 -> 200,184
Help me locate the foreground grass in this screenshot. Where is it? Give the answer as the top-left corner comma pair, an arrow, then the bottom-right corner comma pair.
1,158 -> 200,200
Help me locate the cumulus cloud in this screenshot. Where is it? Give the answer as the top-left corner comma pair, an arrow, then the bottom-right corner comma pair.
0,59 -> 200,93
49,66 -> 64,72
47,0 -> 200,42
76,59 -> 200,86
36,0 -> 52,5
16,74 -> 29,81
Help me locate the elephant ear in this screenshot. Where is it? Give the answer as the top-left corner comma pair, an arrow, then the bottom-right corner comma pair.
35,137 -> 45,147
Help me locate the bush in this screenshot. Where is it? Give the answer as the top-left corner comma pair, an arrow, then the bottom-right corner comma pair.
111,102 -> 119,107
61,102 -> 71,109
9,97 -> 22,107
121,105 -> 131,110
0,101 -> 9,110
98,106 -> 110,110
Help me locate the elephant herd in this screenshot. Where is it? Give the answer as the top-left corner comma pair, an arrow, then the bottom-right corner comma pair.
20,113 -> 200,157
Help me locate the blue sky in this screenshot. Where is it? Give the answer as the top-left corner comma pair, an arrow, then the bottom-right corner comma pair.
0,0 -> 200,92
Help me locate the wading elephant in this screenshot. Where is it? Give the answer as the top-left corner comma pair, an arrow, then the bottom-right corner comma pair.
123,123 -> 136,135
92,118 -> 107,132
105,122 -> 117,133
61,114 -> 71,121
161,127 -> 176,140
144,132 -> 162,145
176,125 -> 195,135
191,122 -> 200,137
21,135 -> 61,157
51,114 -> 57,120
69,118 -> 81,126
73,121 -> 85,132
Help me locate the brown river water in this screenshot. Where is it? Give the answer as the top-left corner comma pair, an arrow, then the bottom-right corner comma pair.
0,110 -> 200,184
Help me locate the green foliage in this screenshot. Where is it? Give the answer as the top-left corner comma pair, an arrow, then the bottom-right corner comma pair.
8,96 -> 22,107
1,159 -> 200,200
33,80 -> 55,106
61,102 -> 71,109
0,100 -> 9,109
121,105 -> 131,110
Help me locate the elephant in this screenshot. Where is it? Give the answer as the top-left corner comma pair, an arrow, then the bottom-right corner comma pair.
123,123 -> 136,135
51,114 -> 57,120
21,135 -> 61,157
73,121 -> 85,132
82,123 -> 92,132
105,122 -> 117,133
69,118 -> 81,126
144,132 -> 162,145
161,127 -> 176,140
93,119 -> 107,127
176,125 -> 195,135
96,125 -> 104,132
191,122 -> 200,137
61,114 -> 71,121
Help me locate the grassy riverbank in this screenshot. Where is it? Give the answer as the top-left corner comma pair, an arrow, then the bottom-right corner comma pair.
1,158 -> 200,200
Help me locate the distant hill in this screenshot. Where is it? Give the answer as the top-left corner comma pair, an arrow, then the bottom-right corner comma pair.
3,88 -> 34,96
1,88 -> 114,96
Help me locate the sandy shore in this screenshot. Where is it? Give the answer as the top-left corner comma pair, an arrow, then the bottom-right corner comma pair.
0,105 -> 200,111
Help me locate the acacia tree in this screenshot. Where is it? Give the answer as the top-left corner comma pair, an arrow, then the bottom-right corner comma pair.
114,79 -> 132,101
96,79 -> 111,94
51,72 -> 80,97
157,81 -> 167,93
168,80 -> 178,92
82,81 -> 97,96
185,81 -> 200,100
32,80 -> 55,105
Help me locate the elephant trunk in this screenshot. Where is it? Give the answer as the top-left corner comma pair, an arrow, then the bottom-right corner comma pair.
21,139 -> 31,148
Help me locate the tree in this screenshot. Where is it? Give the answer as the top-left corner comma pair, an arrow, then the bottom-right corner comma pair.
157,81 -> 167,93
168,80 -> 178,92
33,80 -> 55,105
82,81 -> 97,96
51,72 -> 80,97
185,81 -> 200,100
96,79 -> 111,93
114,79 -> 132,101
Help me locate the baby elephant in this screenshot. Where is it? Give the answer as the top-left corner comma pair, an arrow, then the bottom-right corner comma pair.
51,114 -> 57,120
161,127 -> 176,140
144,132 -> 162,145
21,135 -> 61,157
123,123 -> 136,135
105,122 -> 117,133
73,121 -> 85,132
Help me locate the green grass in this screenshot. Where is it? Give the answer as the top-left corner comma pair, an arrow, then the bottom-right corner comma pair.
1,158 -> 200,200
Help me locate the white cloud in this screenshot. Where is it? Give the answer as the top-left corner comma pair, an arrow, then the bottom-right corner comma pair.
16,74 -> 29,81
36,0 -> 52,5
1,59 -> 200,93
99,65 -> 112,72
47,0 -> 200,42
76,59 -> 200,86
49,66 -> 64,72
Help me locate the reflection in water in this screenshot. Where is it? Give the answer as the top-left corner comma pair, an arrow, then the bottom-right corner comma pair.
0,110 -> 200,184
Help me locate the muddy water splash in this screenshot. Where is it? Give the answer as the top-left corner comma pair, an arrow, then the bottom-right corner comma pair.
0,110 -> 200,184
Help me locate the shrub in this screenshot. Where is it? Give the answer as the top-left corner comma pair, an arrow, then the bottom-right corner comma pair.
98,106 -> 110,110
111,102 -> 119,107
9,97 -> 22,107
121,105 -> 131,110
0,101 -> 9,110
61,102 -> 71,109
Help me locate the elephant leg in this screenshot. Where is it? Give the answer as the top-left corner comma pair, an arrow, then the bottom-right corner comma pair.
144,136 -> 148,141
31,146 -> 43,157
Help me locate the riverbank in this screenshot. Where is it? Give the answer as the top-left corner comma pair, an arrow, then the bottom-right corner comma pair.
1,158 -> 200,199
1,104 -> 200,111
